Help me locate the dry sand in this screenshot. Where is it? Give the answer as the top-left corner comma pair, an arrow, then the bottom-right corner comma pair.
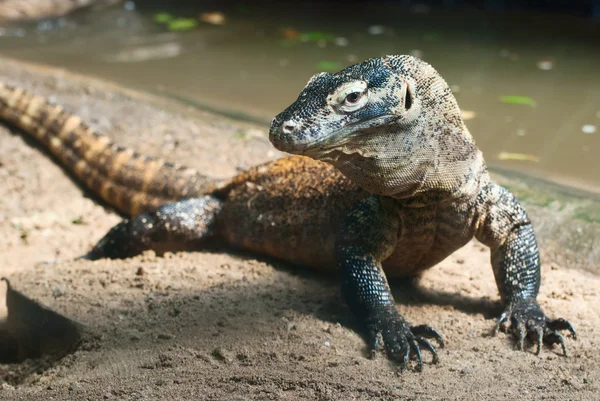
0,57 -> 598,400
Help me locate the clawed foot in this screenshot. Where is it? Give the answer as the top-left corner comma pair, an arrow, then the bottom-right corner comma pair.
367,307 -> 445,372
495,298 -> 576,356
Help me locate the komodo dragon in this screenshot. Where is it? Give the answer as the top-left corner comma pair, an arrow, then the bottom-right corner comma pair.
0,55 -> 576,371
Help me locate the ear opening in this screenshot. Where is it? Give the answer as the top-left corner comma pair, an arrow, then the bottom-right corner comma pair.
404,81 -> 413,111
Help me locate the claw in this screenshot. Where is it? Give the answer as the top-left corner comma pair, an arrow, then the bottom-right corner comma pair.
535,327 -> 543,355
550,331 -> 568,357
549,318 -> 577,340
412,325 -> 445,348
416,337 -> 439,364
516,322 -> 526,351
497,300 -> 576,357
409,338 -> 423,372
494,310 -> 511,335
400,345 -> 410,371
368,331 -> 380,359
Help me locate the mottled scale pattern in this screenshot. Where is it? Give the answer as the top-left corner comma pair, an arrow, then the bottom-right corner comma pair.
268,54 -> 576,365
0,83 -> 216,216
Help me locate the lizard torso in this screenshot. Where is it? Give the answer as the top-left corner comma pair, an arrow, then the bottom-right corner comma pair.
217,155 -> 490,277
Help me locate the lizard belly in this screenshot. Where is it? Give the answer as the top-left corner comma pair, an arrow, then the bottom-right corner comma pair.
383,198 -> 479,278
216,156 -> 368,270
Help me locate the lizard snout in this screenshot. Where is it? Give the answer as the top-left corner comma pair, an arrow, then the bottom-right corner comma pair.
280,120 -> 299,135
269,118 -> 301,152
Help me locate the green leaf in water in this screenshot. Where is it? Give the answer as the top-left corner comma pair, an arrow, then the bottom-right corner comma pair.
499,96 -> 537,107
167,18 -> 198,31
316,61 -> 343,72
154,13 -> 174,24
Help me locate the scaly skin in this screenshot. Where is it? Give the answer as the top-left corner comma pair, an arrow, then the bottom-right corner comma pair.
0,55 -> 576,371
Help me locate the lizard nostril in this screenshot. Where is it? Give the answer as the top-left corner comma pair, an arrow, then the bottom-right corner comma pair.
281,121 -> 298,135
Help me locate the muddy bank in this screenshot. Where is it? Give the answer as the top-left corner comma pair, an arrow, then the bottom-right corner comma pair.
0,57 -> 598,400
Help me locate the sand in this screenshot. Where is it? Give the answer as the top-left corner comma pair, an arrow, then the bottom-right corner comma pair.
0,57 -> 598,400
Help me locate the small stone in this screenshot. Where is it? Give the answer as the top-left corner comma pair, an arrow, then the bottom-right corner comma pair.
136,267 -> 145,276
582,124 -> 597,134
460,367 -> 474,375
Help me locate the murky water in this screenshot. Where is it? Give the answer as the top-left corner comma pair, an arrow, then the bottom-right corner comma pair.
0,1 -> 599,193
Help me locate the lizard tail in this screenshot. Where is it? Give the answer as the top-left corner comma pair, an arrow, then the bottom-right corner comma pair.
0,83 -> 219,216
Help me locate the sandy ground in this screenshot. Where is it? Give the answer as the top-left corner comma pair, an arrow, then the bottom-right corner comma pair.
0,57 -> 598,401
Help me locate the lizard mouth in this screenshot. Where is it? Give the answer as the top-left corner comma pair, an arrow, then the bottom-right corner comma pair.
299,114 -> 397,158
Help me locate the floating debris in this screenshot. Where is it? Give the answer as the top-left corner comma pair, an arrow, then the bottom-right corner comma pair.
517,128 -> 527,137
499,96 -> 537,107
282,28 -> 299,39
537,58 -> 554,70
316,61 -> 343,72
334,37 -> 349,47
199,11 -> 226,25
582,124 -> 597,134
368,25 -> 385,35
167,18 -> 198,31
461,110 -> 476,120
497,152 -> 541,163
154,13 -> 173,23
450,84 -> 460,93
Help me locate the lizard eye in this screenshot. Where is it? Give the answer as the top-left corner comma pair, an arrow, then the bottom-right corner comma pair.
334,81 -> 368,112
345,92 -> 362,105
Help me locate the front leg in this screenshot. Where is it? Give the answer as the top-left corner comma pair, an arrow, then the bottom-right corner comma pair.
83,196 -> 222,260
336,196 -> 444,371
477,184 -> 576,355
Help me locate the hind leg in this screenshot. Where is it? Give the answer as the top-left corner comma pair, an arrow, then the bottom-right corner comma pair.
82,196 -> 223,260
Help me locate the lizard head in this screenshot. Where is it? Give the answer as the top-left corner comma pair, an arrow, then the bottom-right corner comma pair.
269,55 -> 484,199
